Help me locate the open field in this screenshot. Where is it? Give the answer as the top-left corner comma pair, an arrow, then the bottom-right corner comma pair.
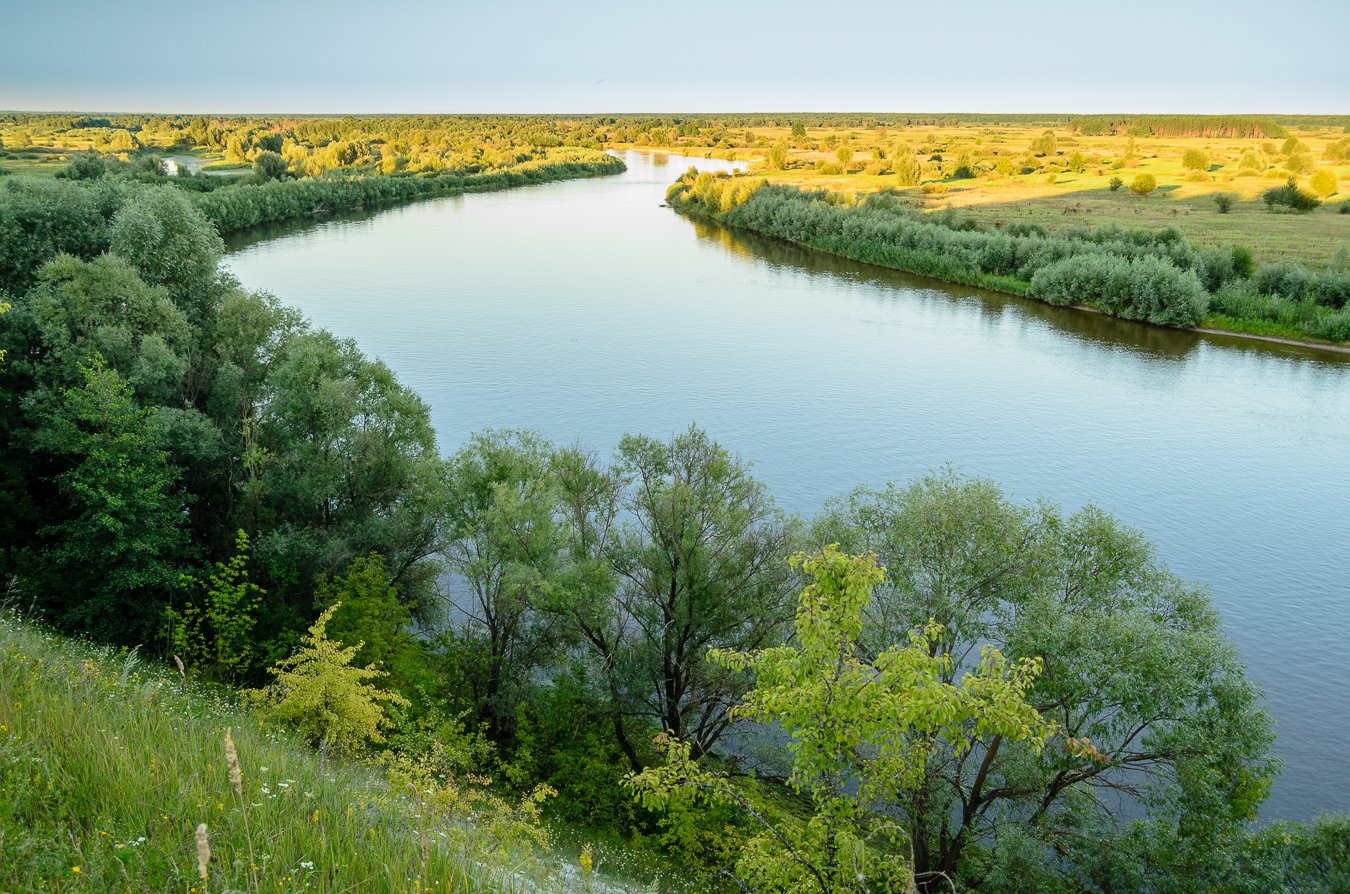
621,121 -> 1350,265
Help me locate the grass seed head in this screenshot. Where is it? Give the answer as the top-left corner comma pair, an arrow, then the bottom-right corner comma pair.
195,822 -> 210,879
225,727 -> 243,796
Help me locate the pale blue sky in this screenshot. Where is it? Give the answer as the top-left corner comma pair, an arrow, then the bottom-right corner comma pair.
4,0 -> 1347,113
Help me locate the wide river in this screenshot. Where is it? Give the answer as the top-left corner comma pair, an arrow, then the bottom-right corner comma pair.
226,150 -> 1350,819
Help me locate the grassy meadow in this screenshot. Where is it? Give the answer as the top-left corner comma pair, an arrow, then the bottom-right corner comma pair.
624,121 -> 1350,265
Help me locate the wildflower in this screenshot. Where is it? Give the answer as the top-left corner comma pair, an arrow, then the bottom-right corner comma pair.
580,843 -> 594,876
71,866 -> 81,874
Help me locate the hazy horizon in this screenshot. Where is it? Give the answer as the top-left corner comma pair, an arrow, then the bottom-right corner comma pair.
5,0 -> 1347,115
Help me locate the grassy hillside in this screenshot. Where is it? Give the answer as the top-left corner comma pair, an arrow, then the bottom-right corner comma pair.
0,614 -> 554,894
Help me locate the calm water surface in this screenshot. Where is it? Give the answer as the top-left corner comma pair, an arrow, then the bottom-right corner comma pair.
226,151 -> 1350,819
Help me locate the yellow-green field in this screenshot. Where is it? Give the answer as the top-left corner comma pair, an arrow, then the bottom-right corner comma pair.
5,115 -> 1347,264
623,123 -> 1350,265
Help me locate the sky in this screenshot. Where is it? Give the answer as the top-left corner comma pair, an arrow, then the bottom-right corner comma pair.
4,0 -> 1347,114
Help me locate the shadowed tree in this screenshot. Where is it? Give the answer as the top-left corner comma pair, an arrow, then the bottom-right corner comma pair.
441,430 -> 567,739
605,425 -> 800,767
29,358 -> 189,642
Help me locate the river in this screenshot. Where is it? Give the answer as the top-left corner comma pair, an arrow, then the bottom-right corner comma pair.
224,150 -> 1350,820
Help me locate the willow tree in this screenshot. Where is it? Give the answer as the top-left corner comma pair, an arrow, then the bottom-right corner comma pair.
606,426 -> 800,767
441,429 -> 569,739
813,471 -> 1276,892
629,547 -> 1051,894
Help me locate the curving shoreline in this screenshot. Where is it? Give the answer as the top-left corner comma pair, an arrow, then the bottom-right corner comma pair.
665,194 -> 1350,359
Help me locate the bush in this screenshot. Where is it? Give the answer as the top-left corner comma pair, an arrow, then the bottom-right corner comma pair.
1263,177 -> 1321,212
1109,176 -> 1123,192
1310,169 -> 1338,197
56,152 -> 108,181
253,150 -> 289,182
1242,260 -> 1350,310
1312,271 -> 1350,309
1194,246 -> 1251,291
1182,147 -> 1209,171
1030,253 -> 1207,326
1254,261 -> 1314,300
1129,173 -> 1158,196
1309,309 -> 1350,341
1214,192 -> 1237,213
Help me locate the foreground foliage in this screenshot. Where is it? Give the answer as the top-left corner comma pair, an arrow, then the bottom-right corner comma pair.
629,547 -> 1051,894
0,614 -> 547,893
813,473 -> 1277,892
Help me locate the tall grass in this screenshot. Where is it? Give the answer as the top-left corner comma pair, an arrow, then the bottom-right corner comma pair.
0,614 -> 545,893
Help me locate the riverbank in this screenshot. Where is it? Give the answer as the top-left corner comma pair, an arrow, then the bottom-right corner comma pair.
665,175 -> 1350,354
194,151 -> 627,236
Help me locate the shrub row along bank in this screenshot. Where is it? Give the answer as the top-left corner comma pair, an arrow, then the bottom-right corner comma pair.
193,149 -> 626,233
0,149 -> 625,295
667,172 -> 1350,343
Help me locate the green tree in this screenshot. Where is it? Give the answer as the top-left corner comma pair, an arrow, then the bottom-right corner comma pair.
1310,168 -> 1338,197
247,603 -> 409,757
628,547 -> 1051,894
108,187 -> 224,322
790,121 -> 807,139
442,430 -> 565,738
30,358 -> 188,642
251,330 -> 445,621
812,472 -> 1276,892
834,145 -> 853,171
892,142 -> 920,187
768,140 -> 789,171
1129,172 -> 1158,196
2,254 -> 191,409
252,150 -> 288,182
224,135 -> 249,164
1182,147 -> 1210,171
1031,129 -> 1058,156
1285,152 -> 1315,175
57,152 -> 108,181
606,426 -> 800,767
319,552 -> 414,678
167,529 -> 264,681
0,177 -> 117,295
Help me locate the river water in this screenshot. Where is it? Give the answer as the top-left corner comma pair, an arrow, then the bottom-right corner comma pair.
225,150 -> 1350,819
